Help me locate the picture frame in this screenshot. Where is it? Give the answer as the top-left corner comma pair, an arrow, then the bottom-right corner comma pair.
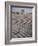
5,1 -> 37,44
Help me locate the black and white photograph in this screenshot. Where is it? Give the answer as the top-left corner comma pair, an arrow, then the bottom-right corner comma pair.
11,6 -> 32,38
5,2 -> 37,44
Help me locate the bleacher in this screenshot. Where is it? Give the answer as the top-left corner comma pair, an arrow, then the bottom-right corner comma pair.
11,13 -> 32,38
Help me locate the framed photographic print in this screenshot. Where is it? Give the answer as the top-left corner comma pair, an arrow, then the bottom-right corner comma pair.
5,1 -> 37,44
